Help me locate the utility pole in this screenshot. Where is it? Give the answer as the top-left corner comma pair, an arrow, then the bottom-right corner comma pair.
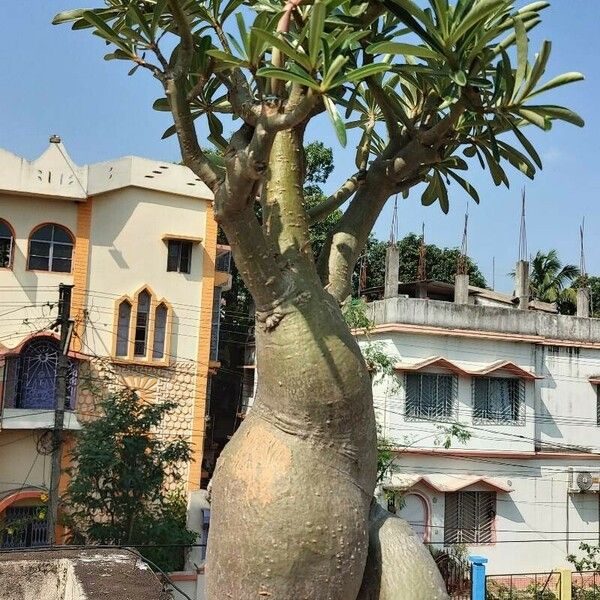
47,283 -> 74,545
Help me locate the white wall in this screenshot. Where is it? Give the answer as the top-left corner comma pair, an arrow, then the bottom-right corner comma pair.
385,454 -> 600,575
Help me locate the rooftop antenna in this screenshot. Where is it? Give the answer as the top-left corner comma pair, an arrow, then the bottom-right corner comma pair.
417,222 -> 427,281
457,205 -> 469,275
389,195 -> 399,245
518,188 -> 528,263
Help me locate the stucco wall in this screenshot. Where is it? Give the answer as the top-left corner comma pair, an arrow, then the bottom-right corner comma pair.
387,454 -> 600,575
0,431 -> 50,495
0,193 -> 77,347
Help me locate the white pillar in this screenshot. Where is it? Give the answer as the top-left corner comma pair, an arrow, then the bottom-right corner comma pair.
515,260 -> 530,310
454,273 -> 470,305
577,287 -> 591,318
384,244 -> 400,299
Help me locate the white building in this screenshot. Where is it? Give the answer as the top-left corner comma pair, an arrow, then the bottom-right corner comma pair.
364,280 -> 600,575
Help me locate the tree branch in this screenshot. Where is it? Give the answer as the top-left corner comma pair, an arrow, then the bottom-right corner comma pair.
167,0 -> 194,79
307,173 -> 364,225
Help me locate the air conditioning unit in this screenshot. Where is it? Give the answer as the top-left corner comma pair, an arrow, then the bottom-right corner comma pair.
568,469 -> 600,494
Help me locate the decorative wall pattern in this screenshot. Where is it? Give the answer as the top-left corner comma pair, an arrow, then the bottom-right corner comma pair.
76,357 -> 199,490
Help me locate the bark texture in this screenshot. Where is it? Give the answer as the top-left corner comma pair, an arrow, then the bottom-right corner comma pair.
206,287 -> 377,599
358,503 -> 449,600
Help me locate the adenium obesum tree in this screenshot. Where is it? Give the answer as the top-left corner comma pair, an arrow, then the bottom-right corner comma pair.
55,1 -> 583,598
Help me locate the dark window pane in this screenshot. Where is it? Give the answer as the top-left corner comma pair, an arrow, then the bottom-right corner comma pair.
52,243 -> 73,259
51,225 -> 72,244
0,221 -> 11,237
134,292 -> 151,356
167,241 -> 180,272
153,304 -> 168,359
405,373 -> 455,420
0,238 -> 12,268
179,242 -> 192,273
31,225 -> 53,241
28,256 -> 49,271
116,302 -> 131,356
29,241 -> 50,257
51,258 -> 72,273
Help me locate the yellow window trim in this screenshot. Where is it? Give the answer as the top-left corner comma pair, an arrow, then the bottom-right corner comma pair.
162,234 -> 203,244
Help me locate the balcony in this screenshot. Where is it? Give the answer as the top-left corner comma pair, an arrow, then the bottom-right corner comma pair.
1,337 -> 82,430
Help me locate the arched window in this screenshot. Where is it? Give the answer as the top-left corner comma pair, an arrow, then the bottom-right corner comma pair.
114,290 -> 171,363
15,337 -> 77,410
153,303 -> 168,359
134,290 -> 151,357
116,301 -> 132,357
27,224 -> 74,273
0,219 -> 14,269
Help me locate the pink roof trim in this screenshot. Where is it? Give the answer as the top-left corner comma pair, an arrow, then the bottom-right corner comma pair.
394,356 -> 472,377
470,360 -> 542,380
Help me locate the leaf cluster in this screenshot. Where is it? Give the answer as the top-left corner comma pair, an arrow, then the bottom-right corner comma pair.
64,389 -> 195,571
54,0 -> 584,215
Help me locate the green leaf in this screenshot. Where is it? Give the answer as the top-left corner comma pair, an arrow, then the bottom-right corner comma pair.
433,171 -> 449,214
151,0 -> 168,37
513,18 -> 528,99
451,70 -> 467,87
448,0 -> 505,46
524,105 -> 585,127
497,141 -> 536,179
340,63 -> 390,85
127,3 -> 152,41
251,28 -> 312,71
480,146 -> 509,187
256,67 -> 320,90
421,178 -> 438,206
82,10 -> 133,54
309,0 -> 327,67
321,55 -> 349,91
430,0 -> 449,37
161,124 -> 177,139
206,49 -> 248,69
366,41 -> 440,61
152,98 -> 170,112
324,95 -> 347,147
528,72 -> 585,98
52,9 -> 87,24
516,108 -> 550,129
463,145 -> 477,158
446,171 -> 480,204
509,122 -> 542,168
516,40 -> 551,102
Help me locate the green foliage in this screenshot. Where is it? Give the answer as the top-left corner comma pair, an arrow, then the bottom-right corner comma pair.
396,233 -> 487,287
64,389 -> 196,572
568,542 -> 600,572
55,0 -> 584,215
435,422 -> 471,449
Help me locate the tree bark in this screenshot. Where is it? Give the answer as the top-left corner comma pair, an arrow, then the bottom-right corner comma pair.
206,286 -> 377,599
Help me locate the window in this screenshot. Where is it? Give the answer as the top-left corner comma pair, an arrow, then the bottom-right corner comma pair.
405,373 -> 456,421
167,240 -> 192,273
114,289 -> 171,363
27,224 -> 73,272
444,491 -> 496,545
1,506 -> 48,548
597,387 -> 600,426
472,377 -> 524,424
152,303 -> 168,359
116,301 -> 132,357
5,337 -> 78,410
134,290 -> 151,357
0,219 -> 14,268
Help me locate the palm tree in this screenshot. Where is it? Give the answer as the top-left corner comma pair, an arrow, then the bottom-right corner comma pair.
529,250 -> 580,308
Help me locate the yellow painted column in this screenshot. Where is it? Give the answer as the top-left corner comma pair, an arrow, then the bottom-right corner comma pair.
559,569 -> 572,600
71,198 -> 93,352
188,204 -> 217,491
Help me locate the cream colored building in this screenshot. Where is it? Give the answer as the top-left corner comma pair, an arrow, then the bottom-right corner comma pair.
0,137 -> 229,546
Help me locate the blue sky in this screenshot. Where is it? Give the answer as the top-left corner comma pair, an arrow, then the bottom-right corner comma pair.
1,1 -> 598,292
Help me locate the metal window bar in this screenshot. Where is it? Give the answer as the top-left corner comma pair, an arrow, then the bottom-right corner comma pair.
210,288 -> 222,361
1,506 -> 48,548
405,373 -> 457,422
444,491 -> 496,546
473,377 -> 525,425
216,250 -> 232,273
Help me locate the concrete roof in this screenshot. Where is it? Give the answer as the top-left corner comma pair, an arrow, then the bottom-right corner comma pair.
0,549 -> 170,600
0,139 -> 213,202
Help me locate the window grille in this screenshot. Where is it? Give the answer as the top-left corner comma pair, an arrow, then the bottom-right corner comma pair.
27,224 -> 73,272
597,387 -> 600,427
472,377 -> 525,425
1,506 -> 48,548
2,338 -> 78,410
116,301 -> 132,357
444,491 -> 496,545
216,249 -> 232,273
210,288 -> 222,361
166,240 -> 192,273
134,291 -> 151,357
405,373 -> 457,421
152,304 -> 168,359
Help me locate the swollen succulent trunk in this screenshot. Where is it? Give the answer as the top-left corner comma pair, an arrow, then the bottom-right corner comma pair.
206,287 -> 378,599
